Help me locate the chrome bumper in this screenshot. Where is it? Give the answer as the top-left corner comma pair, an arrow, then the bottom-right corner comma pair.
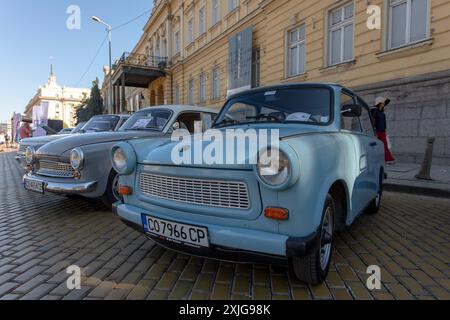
23,173 -> 97,195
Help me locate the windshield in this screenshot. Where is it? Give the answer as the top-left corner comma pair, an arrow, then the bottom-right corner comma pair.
81,116 -> 120,133
72,122 -> 86,134
214,87 -> 333,128
120,109 -> 173,131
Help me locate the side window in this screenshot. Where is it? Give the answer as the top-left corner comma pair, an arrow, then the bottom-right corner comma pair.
175,112 -> 202,134
340,92 -> 362,132
202,113 -> 217,131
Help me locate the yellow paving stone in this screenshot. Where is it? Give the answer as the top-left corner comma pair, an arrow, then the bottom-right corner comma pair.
252,286 -> 271,300
271,275 -> 290,294
291,287 -> 311,300
347,282 -> 373,300
426,286 -> 450,300
336,265 -> 359,282
326,270 -> 345,288
408,270 -> 437,286
330,288 -> 353,300
194,273 -> 214,292
372,291 -> 395,300
211,283 -> 230,300
310,283 -> 332,300
387,284 -> 415,300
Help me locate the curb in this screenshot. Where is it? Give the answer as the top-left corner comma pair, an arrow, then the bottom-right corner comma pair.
384,182 -> 450,199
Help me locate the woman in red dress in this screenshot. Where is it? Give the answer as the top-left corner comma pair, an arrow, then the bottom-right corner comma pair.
372,97 -> 395,164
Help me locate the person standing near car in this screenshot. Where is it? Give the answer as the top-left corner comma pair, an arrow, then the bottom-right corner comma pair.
19,122 -> 32,140
373,97 -> 395,164
4,133 -> 10,148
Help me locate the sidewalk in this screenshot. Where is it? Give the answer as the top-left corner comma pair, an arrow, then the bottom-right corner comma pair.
384,162 -> 450,198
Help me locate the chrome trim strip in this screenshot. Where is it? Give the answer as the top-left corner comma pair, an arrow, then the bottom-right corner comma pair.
23,174 -> 97,194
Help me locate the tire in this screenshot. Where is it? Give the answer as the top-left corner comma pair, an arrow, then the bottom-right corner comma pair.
101,170 -> 122,208
366,172 -> 383,215
292,194 -> 335,285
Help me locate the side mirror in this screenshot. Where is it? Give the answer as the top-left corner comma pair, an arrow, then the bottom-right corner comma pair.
172,121 -> 181,131
341,104 -> 362,117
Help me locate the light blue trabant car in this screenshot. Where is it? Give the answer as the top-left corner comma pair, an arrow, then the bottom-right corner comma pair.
111,84 -> 385,284
23,106 -> 218,207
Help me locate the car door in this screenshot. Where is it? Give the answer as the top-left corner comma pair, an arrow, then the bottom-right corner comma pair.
340,90 -> 373,216
358,97 -> 384,200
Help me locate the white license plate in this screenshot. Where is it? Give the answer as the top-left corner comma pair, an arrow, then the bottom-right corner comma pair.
143,215 -> 210,248
24,178 -> 45,194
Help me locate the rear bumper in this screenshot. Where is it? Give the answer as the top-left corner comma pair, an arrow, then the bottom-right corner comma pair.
115,202 -> 321,265
23,173 -> 97,195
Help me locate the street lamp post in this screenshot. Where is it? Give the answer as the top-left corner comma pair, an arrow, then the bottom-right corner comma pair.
92,16 -> 113,114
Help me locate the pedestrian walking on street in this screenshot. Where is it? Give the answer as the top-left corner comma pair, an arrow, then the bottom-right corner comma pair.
19,122 -> 32,140
372,97 -> 395,164
4,133 -> 10,148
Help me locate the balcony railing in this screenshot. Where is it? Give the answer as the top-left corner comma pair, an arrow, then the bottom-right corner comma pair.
113,52 -> 168,70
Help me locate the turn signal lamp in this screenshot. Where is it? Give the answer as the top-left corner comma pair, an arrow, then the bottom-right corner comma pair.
264,207 -> 289,221
118,185 -> 133,196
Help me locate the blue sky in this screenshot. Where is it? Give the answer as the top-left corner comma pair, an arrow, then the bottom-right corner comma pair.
0,0 -> 153,122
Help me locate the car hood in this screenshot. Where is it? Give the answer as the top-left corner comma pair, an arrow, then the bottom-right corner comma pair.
20,134 -> 72,146
37,130 -> 164,156
137,125 -> 333,170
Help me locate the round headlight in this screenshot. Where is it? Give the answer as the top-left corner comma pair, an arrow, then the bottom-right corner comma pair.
111,143 -> 136,175
25,146 -> 36,165
112,148 -> 127,173
70,148 -> 84,170
257,148 -> 291,187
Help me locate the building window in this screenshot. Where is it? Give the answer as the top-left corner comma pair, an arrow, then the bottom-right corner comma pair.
174,85 -> 180,104
199,74 -> 206,103
199,7 -> 206,36
328,2 -> 354,66
187,19 -> 194,44
252,47 -> 261,87
212,67 -> 220,100
287,25 -> 306,77
174,31 -> 180,54
228,0 -> 238,12
388,0 -> 429,49
212,0 -> 220,25
188,79 -> 194,104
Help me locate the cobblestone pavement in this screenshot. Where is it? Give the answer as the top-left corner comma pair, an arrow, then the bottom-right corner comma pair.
0,152 -> 449,300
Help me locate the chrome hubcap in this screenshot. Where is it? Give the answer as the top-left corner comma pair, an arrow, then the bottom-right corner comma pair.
320,206 -> 333,271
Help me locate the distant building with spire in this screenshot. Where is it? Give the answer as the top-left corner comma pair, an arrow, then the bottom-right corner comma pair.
24,65 -> 90,127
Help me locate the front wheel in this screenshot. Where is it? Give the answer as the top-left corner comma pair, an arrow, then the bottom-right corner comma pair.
101,170 -> 122,208
292,194 -> 335,285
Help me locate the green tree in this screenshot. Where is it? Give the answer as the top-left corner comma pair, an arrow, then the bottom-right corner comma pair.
74,78 -> 104,124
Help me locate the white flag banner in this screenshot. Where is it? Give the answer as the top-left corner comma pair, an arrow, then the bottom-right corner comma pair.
32,102 -> 49,137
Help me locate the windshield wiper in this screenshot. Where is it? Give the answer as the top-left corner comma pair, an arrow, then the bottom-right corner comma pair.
215,119 -> 240,128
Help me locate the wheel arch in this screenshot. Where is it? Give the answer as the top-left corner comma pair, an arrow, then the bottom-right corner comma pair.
328,179 -> 350,230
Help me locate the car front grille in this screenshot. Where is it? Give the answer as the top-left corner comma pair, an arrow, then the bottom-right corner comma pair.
18,144 -> 28,154
139,173 -> 250,210
37,160 -> 74,178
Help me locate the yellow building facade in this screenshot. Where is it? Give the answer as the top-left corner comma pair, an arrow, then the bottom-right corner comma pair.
103,0 -> 450,164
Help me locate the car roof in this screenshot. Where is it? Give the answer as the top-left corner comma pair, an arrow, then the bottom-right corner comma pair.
228,83 -> 343,100
136,105 -> 219,114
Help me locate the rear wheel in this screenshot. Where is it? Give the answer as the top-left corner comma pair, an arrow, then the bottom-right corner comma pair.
102,170 -> 122,208
292,194 -> 335,285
